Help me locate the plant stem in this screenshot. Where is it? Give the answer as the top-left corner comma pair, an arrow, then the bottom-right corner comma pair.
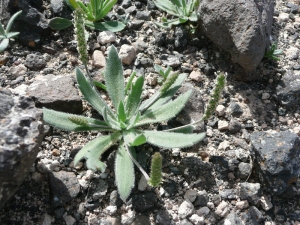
125,144 -> 150,180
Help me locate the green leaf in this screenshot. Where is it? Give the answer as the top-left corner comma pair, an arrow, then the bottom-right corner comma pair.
125,71 -> 136,94
136,90 -> 192,126
74,131 -> 121,172
125,76 -> 144,117
115,142 -> 135,201
143,130 -> 206,148
0,23 -> 6,36
76,67 -> 115,118
67,0 -> 79,9
123,129 -> 147,146
85,20 -> 125,32
117,101 -> 127,123
93,80 -> 107,91
6,10 -> 22,33
101,107 -> 120,130
97,0 -> 118,21
104,45 -> 125,109
49,17 -> 73,30
43,107 -> 112,131
6,32 -> 19,39
0,39 -> 9,52
188,11 -> 198,21
148,73 -> 187,110
153,0 -> 178,16
148,152 -> 162,187
168,125 -> 194,133
154,18 -> 184,28
77,1 -> 90,14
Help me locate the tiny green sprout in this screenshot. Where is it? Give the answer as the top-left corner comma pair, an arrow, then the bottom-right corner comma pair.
0,10 -> 22,52
49,0 -> 125,32
264,43 -> 283,61
153,0 -> 200,28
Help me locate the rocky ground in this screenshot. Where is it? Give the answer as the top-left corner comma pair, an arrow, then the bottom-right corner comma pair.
1,0 -> 300,224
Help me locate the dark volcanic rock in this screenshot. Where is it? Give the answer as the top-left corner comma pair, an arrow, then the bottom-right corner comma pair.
7,0 -> 50,48
240,206 -> 264,225
179,157 -> 215,189
48,171 -> 80,208
0,89 -> 44,209
276,70 -> 300,110
199,0 -> 274,72
239,182 -> 262,204
132,192 -> 157,212
250,130 -> 300,195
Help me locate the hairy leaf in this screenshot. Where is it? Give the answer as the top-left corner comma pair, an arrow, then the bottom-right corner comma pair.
104,45 -> 125,109
115,143 -> 135,201
117,101 -> 127,123
76,67 -> 115,118
6,10 -> 22,33
143,130 -> 206,148
85,20 -> 125,32
153,0 -> 177,16
125,76 -> 144,117
148,73 -> 187,110
0,39 -> 9,52
49,17 -> 73,30
123,129 -> 147,146
43,107 -> 112,131
97,0 -> 117,21
6,32 -> 20,39
74,131 -> 121,172
0,23 -> 6,36
136,90 -> 192,126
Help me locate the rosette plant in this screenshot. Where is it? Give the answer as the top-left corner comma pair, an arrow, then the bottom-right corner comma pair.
49,0 -> 125,32
153,0 -> 200,28
43,8 -> 225,201
0,10 -> 22,52
43,45 -> 207,200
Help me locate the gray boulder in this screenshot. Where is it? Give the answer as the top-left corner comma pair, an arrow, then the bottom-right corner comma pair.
0,88 -> 44,209
199,0 -> 274,71
250,131 -> 300,196
13,74 -> 83,114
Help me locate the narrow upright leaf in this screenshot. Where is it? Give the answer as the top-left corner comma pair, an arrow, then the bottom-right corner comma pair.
104,45 -> 125,109
6,10 -> 22,33
0,23 -> 5,36
117,101 -> 127,123
115,142 -> 135,201
76,67 -> 115,118
74,131 -> 121,172
43,107 -> 111,132
143,130 -> 206,148
125,76 -> 144,117
136,90 -> 192,127
139,73 -> 186,112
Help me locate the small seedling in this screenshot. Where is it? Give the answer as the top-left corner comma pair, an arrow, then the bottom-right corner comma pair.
0,10 -> 22,52
153,0 -> 200,28
49,0 -> 125,32
264,43 -> 283,61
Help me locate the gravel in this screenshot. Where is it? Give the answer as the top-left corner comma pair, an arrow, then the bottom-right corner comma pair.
1,0 -> 300,224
